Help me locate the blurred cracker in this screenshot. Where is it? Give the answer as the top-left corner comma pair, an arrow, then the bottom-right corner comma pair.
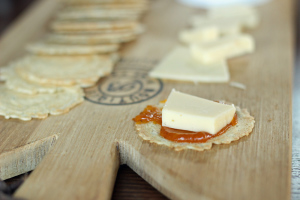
63,0 -> 149,9
50,19 -> 139,32
63,0 -> 148,3
56,8 -> 142,20
52,23 -> 145,35
46,32 -> 137,45
12,54 -> 113,87
26,42 -> 119,55
0,66 -> 65,94
0,85 -> 84,121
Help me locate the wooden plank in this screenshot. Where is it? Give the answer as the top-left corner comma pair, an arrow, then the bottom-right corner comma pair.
0,0 -> 293,199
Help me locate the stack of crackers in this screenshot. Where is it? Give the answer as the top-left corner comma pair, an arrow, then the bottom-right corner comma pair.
0,0 -> 148,121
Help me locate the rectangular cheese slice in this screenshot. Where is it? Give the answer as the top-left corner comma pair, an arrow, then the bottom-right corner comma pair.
190,22 -> 241,37
207,5 -> 257,19
162,89 -> 236,134
149,47 -> 229,83
190,34 -> 254,64
179,26 -> 219,44
191,12 -> 259,30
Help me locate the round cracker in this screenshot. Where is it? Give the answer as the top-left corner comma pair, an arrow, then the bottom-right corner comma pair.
0,66 -> 65,94
66,5 -> 148,13
134,103 -> 255,151
0,85 -> 84,121
56,8 -> 142,20
50,19 -> 139,32
12,55 -> 113,87
26,42 -> 119,55
52,24 -> 145,35
46,32 -> 137,45
63,0 -> 148,4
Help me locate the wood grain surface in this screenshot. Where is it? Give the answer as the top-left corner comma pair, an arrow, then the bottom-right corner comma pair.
112,165 -> 168,200
0,0 -> 293,199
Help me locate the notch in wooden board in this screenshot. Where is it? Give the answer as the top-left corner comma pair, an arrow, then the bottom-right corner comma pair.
0,134 -> 58,180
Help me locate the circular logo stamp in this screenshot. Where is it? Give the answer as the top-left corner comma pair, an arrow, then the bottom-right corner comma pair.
84,59 -> 163,105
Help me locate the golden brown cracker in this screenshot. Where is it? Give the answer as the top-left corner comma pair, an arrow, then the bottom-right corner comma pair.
50,19 -> 139,32
12,55 -> 113,87
26,42 -> 119,55
0,85 -> 84,121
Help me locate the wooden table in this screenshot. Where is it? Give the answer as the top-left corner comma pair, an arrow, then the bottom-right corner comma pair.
0,0 -> 294,199
0,1 -> 168,199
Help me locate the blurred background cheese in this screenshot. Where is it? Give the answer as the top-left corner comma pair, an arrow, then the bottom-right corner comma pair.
149,47 -> 230,83
190,34 -> 255,64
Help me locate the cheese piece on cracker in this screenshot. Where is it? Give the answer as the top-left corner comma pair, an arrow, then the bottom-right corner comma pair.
162,89 -> 236,134
149,47 -> 230,83
179,26 -> 219,44
12,55 -> 113,87
26,42 -> 119,55
0,66 -> 64,94
190,34 -> 254,64
0,85 -> 84,121
134,101 -> 255,151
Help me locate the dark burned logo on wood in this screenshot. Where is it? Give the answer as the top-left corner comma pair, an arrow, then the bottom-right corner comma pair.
84,59 -> 163,105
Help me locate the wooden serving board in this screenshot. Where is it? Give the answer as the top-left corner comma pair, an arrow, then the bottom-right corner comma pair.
0,0 -> 293,199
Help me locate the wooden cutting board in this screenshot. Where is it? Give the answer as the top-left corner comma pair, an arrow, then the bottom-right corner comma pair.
0,0 -> 293,199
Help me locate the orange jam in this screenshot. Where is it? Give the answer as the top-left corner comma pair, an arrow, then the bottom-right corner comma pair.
133,105 -> 238,143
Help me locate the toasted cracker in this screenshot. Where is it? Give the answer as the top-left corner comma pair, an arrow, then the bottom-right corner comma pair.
50,19 -> 139,32
56,8 -> 142,20
0,66 -> 64,94
46,32 -> 137,45
66,5 -> 148,13
52,23 -> 145,35
135,103 -> 255,151
12,55 -> 113,87
0,85 -> 84,121
26,42 -> 119,55
63,0 -> 149,10
62,0 -> 148,4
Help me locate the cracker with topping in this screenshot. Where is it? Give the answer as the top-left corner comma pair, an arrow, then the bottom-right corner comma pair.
134,100 -> 254,151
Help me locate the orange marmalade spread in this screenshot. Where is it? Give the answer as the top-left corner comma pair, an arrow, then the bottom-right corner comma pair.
133,105 -> 237,143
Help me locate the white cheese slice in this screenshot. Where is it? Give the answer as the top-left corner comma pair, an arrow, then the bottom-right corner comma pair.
191,11 -> 259,30
190,34 -> 254,64
162,89 -> 236,134
179,26 -> 219,44
190,22 -> 241,37
149,47 -> 229,83
207,5 -> 257,19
